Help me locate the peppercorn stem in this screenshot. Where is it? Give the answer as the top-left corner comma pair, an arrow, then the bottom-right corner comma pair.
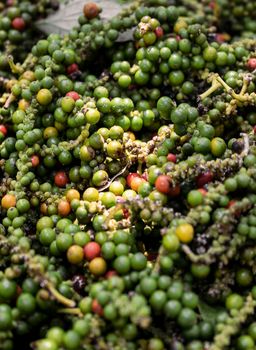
3,93 -> 15,108
58,308 -> 83,317
216,76 -> 248,102
199,79 -> 221,100
153,246 -> 165,273
98,163 -> 129,192
46,282 -> 76,308
239,77 -> 249,95
7,55 -> 24,74
241,133 -> 250,156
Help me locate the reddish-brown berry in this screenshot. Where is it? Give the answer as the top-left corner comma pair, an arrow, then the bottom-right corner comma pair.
12,17 -> 26,31
54,171 -> 69,187
83,3 -> 100,19
155,175 -> 171,194
83,242 -> 101,261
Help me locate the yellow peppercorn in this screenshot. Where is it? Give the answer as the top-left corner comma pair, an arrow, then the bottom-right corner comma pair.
175,223 -> 194,243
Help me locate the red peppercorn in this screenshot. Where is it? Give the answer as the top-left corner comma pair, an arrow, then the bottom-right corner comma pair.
105,270 -> 118,279
167,153 -> 177,163
31,155 -> 40,167
169,184 -> 181,197
155,175 -> 171,194
92,299 -> 103,316
54,171 -> 69,187
227,200 -> 236,208
12,17 -> 26,31
83,242 -> 101,261
198,188 -> 207,196
196,172 -> 213,187
67,63 -> 79,75
216,33 -> 230,43
0,124 -> 7,136
155,26 -> 164,38
123,208 -> 130,219
126,173 -> 141,188
83,2 -> 100,19
247,58 -> 256,71
66,91 -> 80,101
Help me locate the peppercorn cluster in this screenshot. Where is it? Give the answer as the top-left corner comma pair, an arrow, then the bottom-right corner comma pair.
0,1 -> 256,350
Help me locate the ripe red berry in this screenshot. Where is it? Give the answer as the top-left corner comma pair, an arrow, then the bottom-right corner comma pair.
0,124 -> 7,136
31,155 -> 40,167
83,2 -> 100,19
92,299 -> 103,316
198,188 -> 207,196
54,171 -> 69,187
196,172 -> 213,187
155,26 -> 164,38
169,184 -> 181,197
254,126 -> 256,134
155,175 -> 171,194
126,173 -> 141,188
67,63 -> 79,75
12,17 -> 26,31
66,91 -> 80,101
122,208 -> 130,219
105,270 -> 118,279
247,58 -> 256,71
167,153 -> 177,163
83,242 -> 101,261
216,33 -> 229,43
227,200 -> 240,218
227,200 -> 236,208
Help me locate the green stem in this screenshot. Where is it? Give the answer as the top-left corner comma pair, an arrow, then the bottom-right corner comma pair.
58,308 -> 83,317
200,79 -> 221,100
46,282 -> 76,308
8,55 -> 24,75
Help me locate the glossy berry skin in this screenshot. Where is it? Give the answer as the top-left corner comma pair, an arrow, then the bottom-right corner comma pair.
83,3 -> 100,19
12,17 -> 26,31
0,125 -> 7,136
1,194 -> 16,209
105,270 -> 118,279
167,153 -> 177,163
130,177 -> 146,192
155,175 -> 171,194
92,299 -> 103,316
31,155 -> 40,167
54,171 -> 69,187
155,27 -> 164,38
89,257 -> 107,276
126,173 -> 141,188
247,58 -> 256,71
67,64 -> 79,75
196,172 -> 213,187
83,242 -> 101,261
66,91 -> 80,101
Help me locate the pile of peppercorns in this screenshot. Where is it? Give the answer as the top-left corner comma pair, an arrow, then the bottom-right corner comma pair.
0,1 -> 256,350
